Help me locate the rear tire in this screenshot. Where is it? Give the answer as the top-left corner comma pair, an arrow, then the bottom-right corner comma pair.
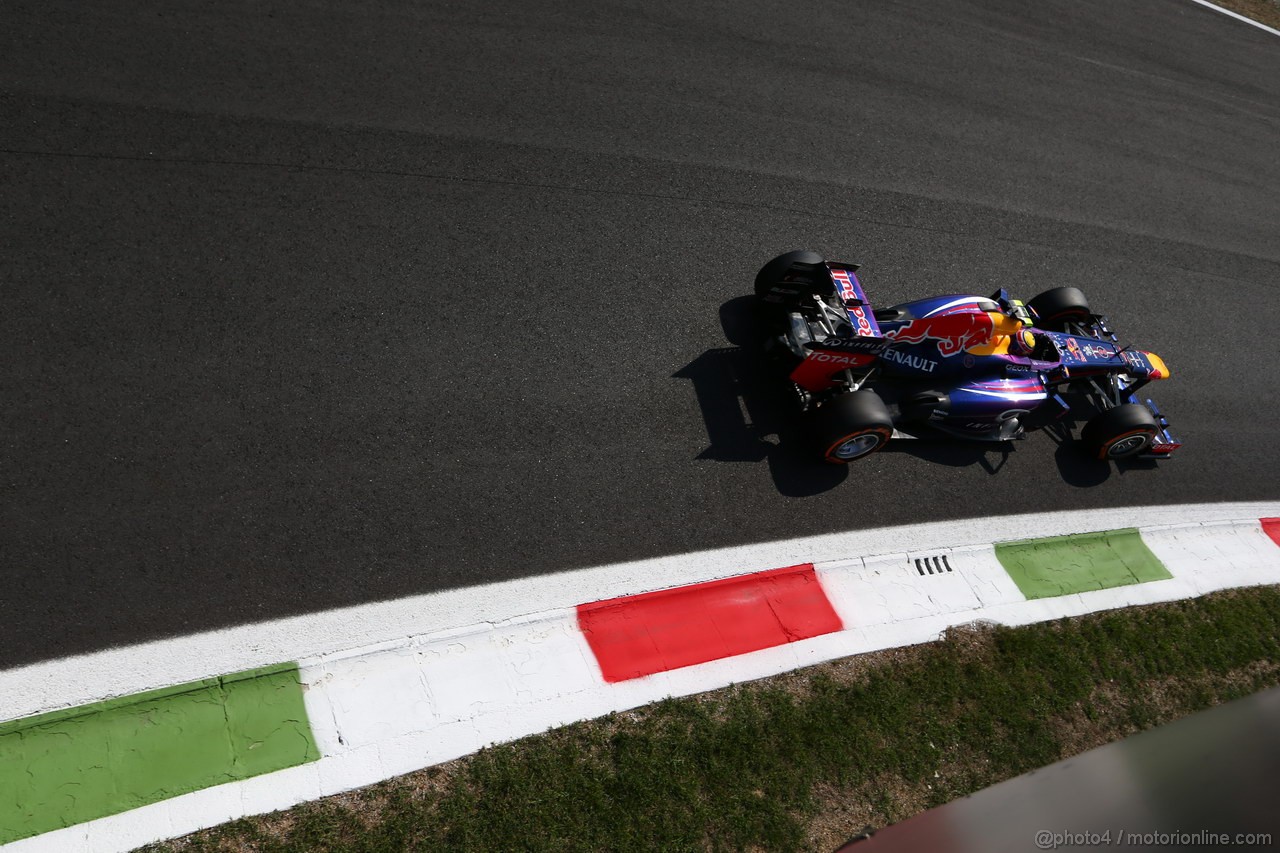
811,390 -> 893,464
755,250 -> 829,309
1081,403 -> 1158,460
1028,286 -> 1090,331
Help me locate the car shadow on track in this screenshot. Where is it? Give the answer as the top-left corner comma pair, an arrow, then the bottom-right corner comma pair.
879,438 -> 1015,473
674,346 -> 848,497
673,297 -> 846,497
1042,420 -> 1156,486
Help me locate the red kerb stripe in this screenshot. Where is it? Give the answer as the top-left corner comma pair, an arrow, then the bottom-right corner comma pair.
576,564 -> 843,683
1262,518 -> 1280,548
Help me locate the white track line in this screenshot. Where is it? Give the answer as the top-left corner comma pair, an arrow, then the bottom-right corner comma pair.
1188,0 -> 1280,37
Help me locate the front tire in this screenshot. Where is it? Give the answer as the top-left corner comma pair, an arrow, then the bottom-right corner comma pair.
1028,286 -> 1090,331
1081,403 -> 1158,460
811,391 -> 893,464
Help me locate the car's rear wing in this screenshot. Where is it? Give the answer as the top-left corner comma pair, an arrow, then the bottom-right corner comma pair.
826,262 -> 884,339
787,262 -> 891,392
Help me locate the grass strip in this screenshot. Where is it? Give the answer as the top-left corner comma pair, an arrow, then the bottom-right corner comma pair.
995,528 -> 1170,599
151,586 -> 1280,853
1,664 -> 318,845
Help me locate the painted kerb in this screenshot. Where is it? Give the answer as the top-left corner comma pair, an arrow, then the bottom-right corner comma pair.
1262,518 -> 1280,548
0,664 -> 318,845
5,507 -> 1280,850
994,528 -> 1171,600
578,564 -> 842,682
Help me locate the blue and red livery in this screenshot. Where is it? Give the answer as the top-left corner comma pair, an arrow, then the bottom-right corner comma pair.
753,251 -> 1180,464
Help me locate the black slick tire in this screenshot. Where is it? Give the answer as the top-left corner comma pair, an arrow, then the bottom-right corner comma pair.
1081,403 -> 1158,460
1028,287 -> 1090,331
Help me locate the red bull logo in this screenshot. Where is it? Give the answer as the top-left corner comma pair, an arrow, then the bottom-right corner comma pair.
831,268 -> 878,337
884,312 -> 996,357
830,268 -> 858,302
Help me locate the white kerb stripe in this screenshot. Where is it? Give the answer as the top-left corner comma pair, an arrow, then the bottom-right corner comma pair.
3,502 -> 1280,724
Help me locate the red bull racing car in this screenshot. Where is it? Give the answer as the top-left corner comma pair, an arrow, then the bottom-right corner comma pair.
754,250 -> 1180,464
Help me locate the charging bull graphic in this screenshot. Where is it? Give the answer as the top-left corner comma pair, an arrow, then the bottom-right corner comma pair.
884,311 -> 996,357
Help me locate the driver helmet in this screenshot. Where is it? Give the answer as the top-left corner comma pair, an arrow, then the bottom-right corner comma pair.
1009,328 -> 1038,357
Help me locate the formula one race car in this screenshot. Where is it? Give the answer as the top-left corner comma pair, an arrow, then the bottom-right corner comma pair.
754,250 -> 1180,463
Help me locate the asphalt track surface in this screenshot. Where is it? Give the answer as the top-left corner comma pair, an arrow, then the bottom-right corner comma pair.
3,0 -> 1278,668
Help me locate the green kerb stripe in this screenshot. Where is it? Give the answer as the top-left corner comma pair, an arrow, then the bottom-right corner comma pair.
0,663 -> 319,845
995,528 -> 1172,600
